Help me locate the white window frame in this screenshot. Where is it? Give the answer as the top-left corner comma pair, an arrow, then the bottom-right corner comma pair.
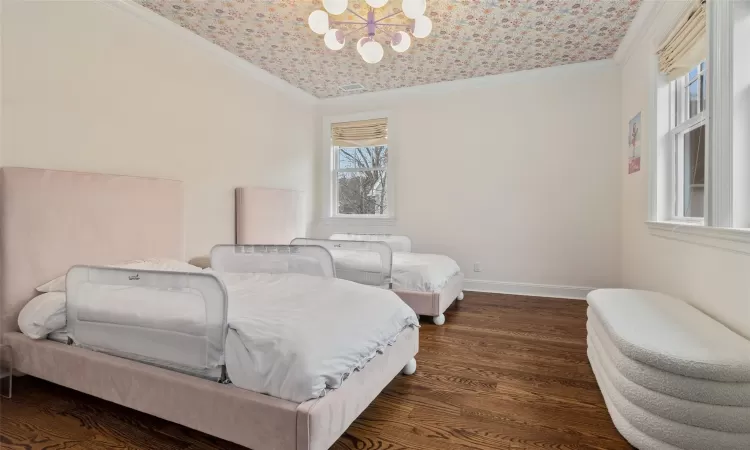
667,64 -> 707,224
647,0 -> 750,253
320,111 -> 395,224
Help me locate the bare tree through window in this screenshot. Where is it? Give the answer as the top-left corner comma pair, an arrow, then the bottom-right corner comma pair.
335,146 -> 388,215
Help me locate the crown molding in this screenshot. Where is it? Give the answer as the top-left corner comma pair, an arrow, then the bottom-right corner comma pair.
101,0 -> 319,105
613,0 -> 665,66
318,59 -> 618,105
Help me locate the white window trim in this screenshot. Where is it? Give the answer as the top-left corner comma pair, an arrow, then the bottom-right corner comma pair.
646,0 -> 750,250
646,221 -> 750,255
706,0 -> 734,228
320,110 -> 396,225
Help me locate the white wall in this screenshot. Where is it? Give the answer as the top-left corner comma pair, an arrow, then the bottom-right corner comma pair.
1,0 -> 316,259
620,2 -> 750,338
315,62 -> 622,297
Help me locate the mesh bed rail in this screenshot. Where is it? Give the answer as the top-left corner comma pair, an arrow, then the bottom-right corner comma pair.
291,238 -> 393,288
210,244 -> 335,278
330,233 -> 412,253
66,266 -> 228,381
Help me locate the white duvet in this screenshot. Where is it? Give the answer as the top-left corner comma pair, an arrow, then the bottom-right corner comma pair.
220,272 -> 418,402
330,250 -> 460,292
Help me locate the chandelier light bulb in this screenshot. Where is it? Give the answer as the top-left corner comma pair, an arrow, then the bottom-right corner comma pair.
357,37 -> 370,56
323,0 -> 348,15
324,29 -> 346,50
366,0 -> 389,7
390,31 -> 411,52
308,10 -> 330,35
412,15 -> 432,38
361,40 -> 384,63
402,0 -> 426,19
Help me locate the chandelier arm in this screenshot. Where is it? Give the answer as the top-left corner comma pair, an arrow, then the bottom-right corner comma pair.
341,24 -> 369,38
374,23 -> 412,27
330,20 -> 368,25
346,8 -> 369,22
374,10 -> 405,23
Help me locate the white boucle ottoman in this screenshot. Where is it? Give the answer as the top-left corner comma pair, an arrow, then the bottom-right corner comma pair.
586,289 -> 750,450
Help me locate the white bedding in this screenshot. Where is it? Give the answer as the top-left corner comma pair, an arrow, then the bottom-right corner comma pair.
330,250 -> 460,292
34,271 -> 418,403
220,272 -> 418,402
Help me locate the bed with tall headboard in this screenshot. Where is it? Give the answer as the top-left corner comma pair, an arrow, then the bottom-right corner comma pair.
0,167 -> 184,335
0,167 -> 418,450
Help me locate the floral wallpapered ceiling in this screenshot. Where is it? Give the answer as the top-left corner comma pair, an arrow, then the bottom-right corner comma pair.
135,0 -> 642,98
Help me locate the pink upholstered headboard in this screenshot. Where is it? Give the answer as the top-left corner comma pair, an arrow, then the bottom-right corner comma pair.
0,167 -> 184,335
235,187 -> 302,245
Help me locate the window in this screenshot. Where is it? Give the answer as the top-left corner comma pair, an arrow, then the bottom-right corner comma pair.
333,145 -> 389,216
669,62 -> 706,221
329,117 -> 390,217
647,0 -> 750,250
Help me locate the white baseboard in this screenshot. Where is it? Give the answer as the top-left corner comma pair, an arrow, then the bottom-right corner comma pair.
464,279 -> 594,300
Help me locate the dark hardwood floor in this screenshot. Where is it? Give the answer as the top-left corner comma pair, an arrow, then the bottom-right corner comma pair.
0,292 -> 632,450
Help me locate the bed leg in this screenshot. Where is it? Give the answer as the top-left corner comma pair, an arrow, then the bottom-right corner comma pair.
219,365 -> 230,384
432,314 -> 446,326
402,358 -> 417,375
457,291 -> 465,301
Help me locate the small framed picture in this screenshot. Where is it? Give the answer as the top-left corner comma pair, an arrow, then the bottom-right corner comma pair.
628,112 -> 641,174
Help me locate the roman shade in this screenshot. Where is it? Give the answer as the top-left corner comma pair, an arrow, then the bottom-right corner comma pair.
657,0 -> 706,81
331,118 -> 387,147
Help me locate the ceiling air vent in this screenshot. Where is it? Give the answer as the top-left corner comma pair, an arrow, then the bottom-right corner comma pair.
339,83 -> 366,93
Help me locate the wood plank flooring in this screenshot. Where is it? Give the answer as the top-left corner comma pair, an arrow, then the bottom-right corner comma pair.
0,292 -> 633,450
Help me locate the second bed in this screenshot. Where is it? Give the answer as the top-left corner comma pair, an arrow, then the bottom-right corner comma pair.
292,234 -> 464,325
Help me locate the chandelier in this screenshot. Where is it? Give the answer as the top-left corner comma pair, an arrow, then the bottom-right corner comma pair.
308,0 -> 432,64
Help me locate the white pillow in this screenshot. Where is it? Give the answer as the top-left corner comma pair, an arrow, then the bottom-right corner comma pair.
36,258 -> 202,293
18,292 -> 67,339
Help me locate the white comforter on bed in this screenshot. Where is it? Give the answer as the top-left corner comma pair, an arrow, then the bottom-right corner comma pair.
330,250 -> 460,292
219,272 -> 418,402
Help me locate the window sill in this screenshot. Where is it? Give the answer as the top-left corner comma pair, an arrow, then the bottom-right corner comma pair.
320,216 -> 397,227
646,221 -> 750,255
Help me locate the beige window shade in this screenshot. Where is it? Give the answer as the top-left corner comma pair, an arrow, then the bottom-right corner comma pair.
331,118 -> 387,147
658,0 -> 707,81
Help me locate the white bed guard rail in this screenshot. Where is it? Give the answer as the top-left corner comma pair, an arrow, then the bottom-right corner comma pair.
210,244 -> 336,278
66,266 -> 228,382
291,238 -> 393,289
330,233 -> 412,253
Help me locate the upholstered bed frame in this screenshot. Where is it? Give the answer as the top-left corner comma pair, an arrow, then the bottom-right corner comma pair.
394,272 -> 464,324
0,167 -> 418,450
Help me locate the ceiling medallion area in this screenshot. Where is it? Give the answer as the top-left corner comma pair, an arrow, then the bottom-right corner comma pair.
308,0 -> 432,64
